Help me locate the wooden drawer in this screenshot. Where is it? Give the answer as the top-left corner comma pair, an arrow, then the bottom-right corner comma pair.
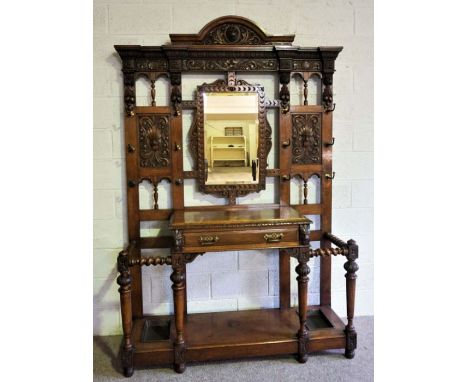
183,226 -> 300,250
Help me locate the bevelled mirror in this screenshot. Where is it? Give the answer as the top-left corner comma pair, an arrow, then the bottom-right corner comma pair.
189,77 -> 271,201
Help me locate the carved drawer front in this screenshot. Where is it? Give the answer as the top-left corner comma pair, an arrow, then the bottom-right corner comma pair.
183,226 -> 299,249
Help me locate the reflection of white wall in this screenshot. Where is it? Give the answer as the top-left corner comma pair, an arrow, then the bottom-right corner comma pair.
204,93 -> 258,114
248,122 -> 258,163
204,119 -> 258,164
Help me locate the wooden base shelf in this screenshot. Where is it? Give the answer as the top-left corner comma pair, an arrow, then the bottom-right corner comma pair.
131,306 -> 346,368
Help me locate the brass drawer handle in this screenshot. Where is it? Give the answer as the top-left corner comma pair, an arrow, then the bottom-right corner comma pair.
264,233 -> 284,243
199,235 -> 219,246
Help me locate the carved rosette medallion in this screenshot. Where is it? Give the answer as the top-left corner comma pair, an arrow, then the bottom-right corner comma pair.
138,115 -> 170,167
292,113 -> 321,164
202,24 -> 264,45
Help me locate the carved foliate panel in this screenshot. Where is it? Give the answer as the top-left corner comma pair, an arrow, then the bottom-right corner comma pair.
291,113 -> 322,164
202,24 -> 264,45
138,115 -> 170,168
181,59 -> 277,71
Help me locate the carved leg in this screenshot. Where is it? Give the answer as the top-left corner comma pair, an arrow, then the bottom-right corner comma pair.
117,251 -> 134,377
344,239 -> 359,359
295,248 -> 310,363
171,253 -> 186,373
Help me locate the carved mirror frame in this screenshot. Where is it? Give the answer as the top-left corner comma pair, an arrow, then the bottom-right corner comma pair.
189,74 -> 272,201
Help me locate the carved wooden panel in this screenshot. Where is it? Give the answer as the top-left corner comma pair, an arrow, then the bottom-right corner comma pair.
138,114 -> 170,167
202,24 -> 265,45
291,113 -> 321,164
181,59 -> 278,71
169,16 -> 294,46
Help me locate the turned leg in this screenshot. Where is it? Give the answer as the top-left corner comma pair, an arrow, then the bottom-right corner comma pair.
117,251 -> 134,377
171,253 -> 186,373
295,248 -> 310,363
279,250 -> 291,309
344,239 -> 359,359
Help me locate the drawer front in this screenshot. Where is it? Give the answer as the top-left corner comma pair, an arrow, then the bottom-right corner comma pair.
183,227 -> 299,249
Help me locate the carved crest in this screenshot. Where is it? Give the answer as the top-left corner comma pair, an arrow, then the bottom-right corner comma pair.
292,113 -> 321,164
169,16 -> 294,46
203,24 -> 264,45
138,115 -> 170,167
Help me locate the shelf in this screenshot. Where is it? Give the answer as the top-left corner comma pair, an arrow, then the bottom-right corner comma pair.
131,306 -> 346,367
212,145 -> 245,148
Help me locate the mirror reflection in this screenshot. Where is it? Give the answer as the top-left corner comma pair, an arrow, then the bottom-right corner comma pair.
203,92 -> 259,185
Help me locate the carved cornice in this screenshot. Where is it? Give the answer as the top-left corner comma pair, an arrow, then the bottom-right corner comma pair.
114,46 -> 342,74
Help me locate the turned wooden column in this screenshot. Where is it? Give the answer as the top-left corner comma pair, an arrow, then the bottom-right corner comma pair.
344,239 -> 359,359
171,249 -> 186,373
295,248 -> 310,363
117,250 -> 134,377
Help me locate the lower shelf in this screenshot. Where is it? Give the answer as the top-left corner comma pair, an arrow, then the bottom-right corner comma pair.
131,305 -> 346,367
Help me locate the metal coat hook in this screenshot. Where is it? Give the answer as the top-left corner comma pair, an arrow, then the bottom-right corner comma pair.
325,137 -> 335,147
325,172 -> 335,180
325,103 -> 336,113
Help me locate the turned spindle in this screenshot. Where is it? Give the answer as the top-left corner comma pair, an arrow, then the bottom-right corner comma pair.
171,253 -> 186,373
295,249 -> 310,363
303,178 -> 308,204
303,79 -> 308,105
117,250 -> 134,377
150,79 -> 156,106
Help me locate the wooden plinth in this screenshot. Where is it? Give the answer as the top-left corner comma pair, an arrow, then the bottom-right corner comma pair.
131,306 -> 346,368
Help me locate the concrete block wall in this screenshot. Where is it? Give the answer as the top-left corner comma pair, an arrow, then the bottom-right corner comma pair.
94,0 -> 373,335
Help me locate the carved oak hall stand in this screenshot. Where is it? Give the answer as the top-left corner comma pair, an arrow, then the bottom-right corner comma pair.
114,16 -> 359,376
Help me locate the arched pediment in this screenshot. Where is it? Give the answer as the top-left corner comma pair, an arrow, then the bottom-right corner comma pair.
169,15 -> 295,46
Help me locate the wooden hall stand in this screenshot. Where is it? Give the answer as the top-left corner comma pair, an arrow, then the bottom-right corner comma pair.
114,16 -> 359,377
